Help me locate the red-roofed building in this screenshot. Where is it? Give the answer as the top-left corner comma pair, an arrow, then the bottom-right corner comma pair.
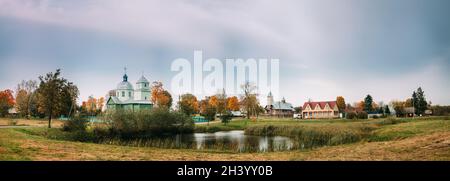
302,101 -> 339,119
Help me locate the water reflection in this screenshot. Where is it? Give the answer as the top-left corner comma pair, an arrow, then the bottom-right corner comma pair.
177,130 -> 294,152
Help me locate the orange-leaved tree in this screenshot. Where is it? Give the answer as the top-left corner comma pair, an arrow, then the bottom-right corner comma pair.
227,96 -> 240,111
0,89 -> 15,117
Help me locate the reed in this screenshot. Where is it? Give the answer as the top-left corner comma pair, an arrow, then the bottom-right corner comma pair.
244,123 -> 376,149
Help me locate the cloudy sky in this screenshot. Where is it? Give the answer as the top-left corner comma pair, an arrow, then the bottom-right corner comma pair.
0,0 -> 449,106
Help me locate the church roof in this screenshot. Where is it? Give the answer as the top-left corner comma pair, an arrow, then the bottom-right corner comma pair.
272,101 -> 295,111
117,81 -> 134,90
137,76 -> 149,83
107,96 -> 153,105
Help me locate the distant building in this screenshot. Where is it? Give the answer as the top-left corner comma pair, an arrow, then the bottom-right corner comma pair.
265,92 -> 295,117
404,107 -> 415,117
106,71 -> 153,111
302,101 -> 339,119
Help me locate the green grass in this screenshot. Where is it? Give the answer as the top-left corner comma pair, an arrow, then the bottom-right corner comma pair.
369,119 -> 450,141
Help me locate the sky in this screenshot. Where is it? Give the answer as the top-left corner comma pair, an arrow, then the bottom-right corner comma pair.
0,0 -> 449,106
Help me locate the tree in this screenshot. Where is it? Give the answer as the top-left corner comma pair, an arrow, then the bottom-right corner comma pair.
15,80 -> 38,118
413,87 -> 427,115
208,96 -> 218,108
391,101 -> 406,117
178,93 -> 199,116
356,101 -> 365,112
215,89 -> 227,114
59,82 -> 79,118
384,105 -> 391,115
36,69 -> 78,128
363,95 -> 374,113
226,96 -> 240,111
336,96 -> 346,112
240,81 -> 259,119
151,82 -> 172,108
204,106 -> 216,121
294,106 -> 302,114
0,89 -> 15,117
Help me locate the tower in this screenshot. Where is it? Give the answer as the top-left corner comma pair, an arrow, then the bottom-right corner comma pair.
134,75 -> 151,101
116,70 -> 134,102
267,91 -> 274,106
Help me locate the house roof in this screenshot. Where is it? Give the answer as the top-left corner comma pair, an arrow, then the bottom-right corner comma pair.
272,101 -> 295,111
303,101 -> 337,110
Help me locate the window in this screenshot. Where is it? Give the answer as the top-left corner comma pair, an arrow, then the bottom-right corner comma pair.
145,97 -> 147,100
129,92 -> 131,97
144,83 -> 147,87
122,91 -> 125,97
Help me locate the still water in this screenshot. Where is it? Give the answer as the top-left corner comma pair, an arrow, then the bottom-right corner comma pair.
173,130 -> 294,152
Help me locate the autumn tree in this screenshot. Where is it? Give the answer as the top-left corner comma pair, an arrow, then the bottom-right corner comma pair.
0,89 -> 15,117
178,93 -> 199,116
336,96 -> 346,112
151,82 -> 172,108
391,100 -> 406,117
227,96 -> 240,111
208,96 -> 218,109
15,80 -> 38,118
240,82 -> 259,119
36,69 -> 78,128
215,89 -> 227,115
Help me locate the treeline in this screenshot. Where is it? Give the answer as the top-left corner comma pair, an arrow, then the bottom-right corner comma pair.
0,69 -> 79,127
336,87 -> 432,119
177,82 -> 264,123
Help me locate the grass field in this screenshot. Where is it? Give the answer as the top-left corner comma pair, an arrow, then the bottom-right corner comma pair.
0,117 -> 449,160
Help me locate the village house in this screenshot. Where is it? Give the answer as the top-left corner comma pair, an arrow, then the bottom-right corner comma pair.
264,92 -> 295,118
302,101 -> 339,119
106,71 -> 153,111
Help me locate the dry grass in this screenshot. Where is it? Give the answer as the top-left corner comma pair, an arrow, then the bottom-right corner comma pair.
0,118 -> 64,127
0,129 -> 448,161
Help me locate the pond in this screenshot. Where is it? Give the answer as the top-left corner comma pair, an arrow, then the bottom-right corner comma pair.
185,130 -> 295,152
113,130 -> 295,152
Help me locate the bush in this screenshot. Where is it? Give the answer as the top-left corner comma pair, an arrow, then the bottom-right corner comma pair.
104,108 -> 194,138
219,112 -> 233,125
357,112 -> 368,119
372,115 -> 379,119
346,112 -> 357,119
62,116 -> 88,132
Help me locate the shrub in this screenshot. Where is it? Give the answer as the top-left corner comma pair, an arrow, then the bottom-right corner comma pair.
62,116 -> 88,132
357,112 -> 368,119
104,108 -> 194,138
346,112 -> 357,119
372,115 -> 379,119
219,112 -> 233,125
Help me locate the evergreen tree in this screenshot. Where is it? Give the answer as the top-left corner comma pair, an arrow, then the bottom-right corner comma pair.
384,105 -> 391,115
415,87 -> 427,115
363,94 -> 374,113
